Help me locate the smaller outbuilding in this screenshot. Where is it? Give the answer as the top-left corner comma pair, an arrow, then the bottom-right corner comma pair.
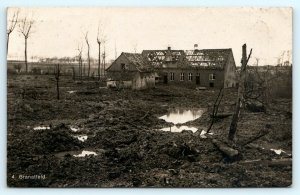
106,52 -> 156,90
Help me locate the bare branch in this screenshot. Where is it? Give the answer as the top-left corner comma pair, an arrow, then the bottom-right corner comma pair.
7,9 -> 19,35
85,31 -> 89,46
77,42 -> 83,56
97,23 -> 101,44
19,16 -> 34,39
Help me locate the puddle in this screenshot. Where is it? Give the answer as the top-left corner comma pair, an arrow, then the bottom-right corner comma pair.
270,149 -> 286,155
199,130 -> 214,138
73,150 -> 97,157
160,125 -> 198,133
67,90 -> 77,94
159,108 -> 205,124
33,126 -> 50,130
74,135 -> 88,142
70,126 -> 79,132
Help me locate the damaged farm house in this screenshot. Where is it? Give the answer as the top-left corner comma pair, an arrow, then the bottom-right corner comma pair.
7,7 -> 292,188
106,46 -> 237,90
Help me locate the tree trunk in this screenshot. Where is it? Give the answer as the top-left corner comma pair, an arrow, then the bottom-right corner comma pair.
87,45 -> 90,77
72,67 -> 75,81
80,59 -> 83,79
55,64 -> 60,100
56,78 -> 60,100
25,38 -> 28,73
7,34 -> 10,55
228,44 -> 249,141
78,57 -> 81,80
212,139 -> 239,159
83,62 -> 85,77
103,54 -> 106,76
98,43 -> 101,80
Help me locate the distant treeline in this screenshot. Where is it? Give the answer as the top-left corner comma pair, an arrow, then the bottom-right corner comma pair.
7,60 -> 109,77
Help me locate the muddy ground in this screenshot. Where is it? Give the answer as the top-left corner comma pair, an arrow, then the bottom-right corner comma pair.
7,74 -> 292,187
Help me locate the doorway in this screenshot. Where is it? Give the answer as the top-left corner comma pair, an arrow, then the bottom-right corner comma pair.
196,76 -> 200,85
163,75 -> 168,84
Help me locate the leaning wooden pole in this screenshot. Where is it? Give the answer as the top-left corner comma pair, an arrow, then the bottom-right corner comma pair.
228,44 -> 252,141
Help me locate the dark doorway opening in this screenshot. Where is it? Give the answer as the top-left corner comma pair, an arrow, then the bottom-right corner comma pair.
164,75 -> 168,84
196,76 -> 200,85
209,82 -> 214,87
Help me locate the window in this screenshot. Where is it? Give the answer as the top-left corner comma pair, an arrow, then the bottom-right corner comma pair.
188,73 -> 193,81
170,72 -> 174,81
180,73 -> 185,81
121,63 -> 128,70
209,73 -> 216,80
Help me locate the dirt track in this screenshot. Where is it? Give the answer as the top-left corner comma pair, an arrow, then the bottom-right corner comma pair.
7,74 -> 292,187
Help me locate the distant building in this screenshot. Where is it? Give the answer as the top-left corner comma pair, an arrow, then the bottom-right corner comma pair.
106,47 -> 237,89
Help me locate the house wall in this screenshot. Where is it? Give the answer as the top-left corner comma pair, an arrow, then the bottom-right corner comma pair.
132,72 -> 156,90
223,52 -> 237,88
157,68 -> 224,88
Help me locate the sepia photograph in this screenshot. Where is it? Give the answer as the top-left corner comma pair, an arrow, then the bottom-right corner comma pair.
6,7 -> 292,187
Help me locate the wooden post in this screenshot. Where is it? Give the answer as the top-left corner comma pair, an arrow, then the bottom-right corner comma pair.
228,44 -> 252,141
207,87 -> 223,133
55,64 -> 60,100
72,67 -> 75,81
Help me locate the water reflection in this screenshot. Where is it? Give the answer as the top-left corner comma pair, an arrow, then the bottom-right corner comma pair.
70,126 -> 79,132
73,150 -> 97,157
160,125 -> 198,133
73,135 -> 88,142
159,108 -> 205,124
270,148 -> 285,155
33,126 -> 50,130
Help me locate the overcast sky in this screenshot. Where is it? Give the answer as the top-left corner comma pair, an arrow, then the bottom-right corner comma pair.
7,7 -> 292,65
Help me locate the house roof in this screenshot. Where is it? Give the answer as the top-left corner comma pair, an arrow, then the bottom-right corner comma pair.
141,48 -> 234,68
108,48 -> 234,71
122,52 -> 152,72
184,48 -> 233,67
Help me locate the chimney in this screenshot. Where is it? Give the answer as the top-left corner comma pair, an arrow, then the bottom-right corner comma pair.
166,46 -> 172,62
194,44 -> 198,50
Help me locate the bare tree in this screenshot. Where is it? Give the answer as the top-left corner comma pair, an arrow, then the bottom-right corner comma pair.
228,44 -> 252,141
19,16 -> 34,73
102,40 -> 106,76
7,10 -> 19,54
97,25 -> 102,80
77,43 -> 83,80
55,64 -> 60,100
133,42 -> 138,53
85,31 -> 90,77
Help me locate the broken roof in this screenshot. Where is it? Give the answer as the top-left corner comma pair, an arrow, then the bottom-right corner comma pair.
122,52 -> 152,72
185,49 -> 233,67
141,48 -> 234,68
